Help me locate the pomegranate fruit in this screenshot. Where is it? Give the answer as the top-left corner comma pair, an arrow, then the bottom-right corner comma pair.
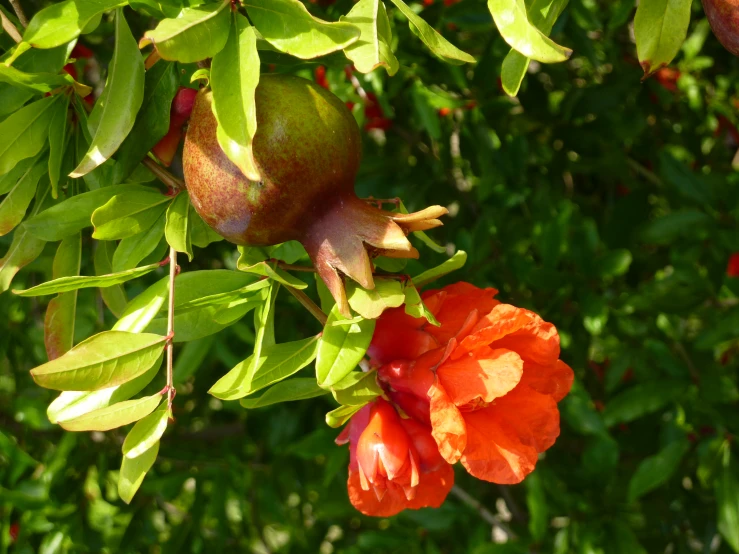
183,74 -> 446,315
703,0 -> 739,56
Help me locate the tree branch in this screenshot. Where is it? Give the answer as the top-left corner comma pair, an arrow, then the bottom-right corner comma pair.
450,485 -> 517,540
8,0 -> 27,27
1,10 -> 22,43
142,157 -> 184,192
165,247 -> 178,411
285,286 -> 327,325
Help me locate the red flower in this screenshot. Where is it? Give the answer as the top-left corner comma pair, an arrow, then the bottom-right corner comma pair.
727,253 -> 739,277
314,66 -> 330,90
336,398 -> 454,517
363,93 -> 393,131
369,282 -> 573,484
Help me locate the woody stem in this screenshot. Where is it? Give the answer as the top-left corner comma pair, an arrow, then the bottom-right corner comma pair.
450,486 -> 517,540
166,247 -> 177,410
286,286 -> 327,326
0,11 -> 22,43
8,0 -> 27,27
143,157 -> 184,192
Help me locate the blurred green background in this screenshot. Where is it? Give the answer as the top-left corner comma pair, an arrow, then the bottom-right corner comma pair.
2,0 -> 739,552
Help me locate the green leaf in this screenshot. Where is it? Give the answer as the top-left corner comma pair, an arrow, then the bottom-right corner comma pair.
48,95 -> 70,199
44,234 -> 82,360
627,438 -> 690,502
0,151 -> 48,236
316,305 -> 375,388
48,358 -> 161,424
331,370 -> 382,406
93,240 -> 128,318
13,260 -> 162,297
411,250 -> 467,288
15,0 -> 126,51
403,284 -> 439,325
500,0 -> 569,96
114,277 -> 169,334
640,210 -> 713,244
118,440 -> 159,504
237,256 -> 309,289
525,471 -> 548,541
211,14 -> 261,181
325,403 -> 363,428
245,0 -> 361,59
487,0 -> 571,63
165,191 -> 193,261
113,213 -> 166,272
341,0 -> 399,75
113,60 -> 179,184
597,249 -> 633,278
175,279 -> 269,312
634,0 -> 692,78
239,378 -> 327,409
346,279 -> 405,319
145,270 -> 260,341
122,402 -> 170,458
60,393 -> 163,432
0,45 -> 70,118
0,64 -> 91,96
24,184 -> 147,242
388,0 -> 475,65
716,466 -> 739,553
190,208 -> 224,248
70,9 -> 145,178
0,223 -> 46,294
139,0 -> 231,63
30,330 -> 166,391
210,334 -> 319,400
92,186 -> 170,240
602,381 -> 686,427
0,94 -> 61,176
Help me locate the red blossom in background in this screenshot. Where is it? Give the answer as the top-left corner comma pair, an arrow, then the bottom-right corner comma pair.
338,282 -> 574,516
728,253 -> 739,277
152,87 -> 198,166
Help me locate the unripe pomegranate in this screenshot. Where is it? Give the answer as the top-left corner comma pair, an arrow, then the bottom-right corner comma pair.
703,0 -> 739,56
183,75 -> 446,315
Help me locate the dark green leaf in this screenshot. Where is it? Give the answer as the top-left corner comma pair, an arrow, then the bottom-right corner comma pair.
91,186 -> 170,240
627,438 -> 690,502
44,233 -> 81,360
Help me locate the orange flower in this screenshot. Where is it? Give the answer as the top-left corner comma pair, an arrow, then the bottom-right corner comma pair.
336,399 -> 454,517
371,282 -> 573,484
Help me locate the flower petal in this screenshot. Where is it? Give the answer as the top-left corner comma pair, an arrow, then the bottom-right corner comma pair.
347,464 -> 454,517
459,407 -> 538,484
520,359 -> 574,402
369,325 -> 438,365
424,284 -> 499,343
491,385 -> 561,452
428,382 -> 467,464
437,348 -> 523,406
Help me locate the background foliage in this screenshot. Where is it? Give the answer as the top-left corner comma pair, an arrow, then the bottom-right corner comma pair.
1,0 -> 739,552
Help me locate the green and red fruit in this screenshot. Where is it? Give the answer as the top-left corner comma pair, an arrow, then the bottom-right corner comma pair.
703,0 -> 739,56
183,74 -> 446,315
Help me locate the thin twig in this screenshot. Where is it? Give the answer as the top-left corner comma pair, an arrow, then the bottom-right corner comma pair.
143,157 -> 184,191
285,286 -> 327,325
273,261 -> 316,273
450,486 -> 517,540
166,247 -> 178,411
497,485 -> 527,524
1,10 -> 23,43
626,157 -> 663,187
673,341 -> 700,384
8,0 -> 27,27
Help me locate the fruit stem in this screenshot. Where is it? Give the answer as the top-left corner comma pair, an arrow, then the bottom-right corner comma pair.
142,157 -> 184,192
285,286 -> 327,326
271,261 -> 316,273
0,11 -> 22,42
166,246 -> 177,412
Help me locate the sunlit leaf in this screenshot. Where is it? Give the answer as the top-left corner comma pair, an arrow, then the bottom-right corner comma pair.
316,305 -> 375,388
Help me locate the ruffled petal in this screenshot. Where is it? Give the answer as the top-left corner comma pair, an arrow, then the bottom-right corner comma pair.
428,382 -> 467,464
459,407 -> 538,484
437,348 -> 523,406
347,464 -> 454,517
519,359 -> 574,402
490,385 -> 561,453
453,304 -> 535,359
368,324 -> 439,365
424,283 -> 499,344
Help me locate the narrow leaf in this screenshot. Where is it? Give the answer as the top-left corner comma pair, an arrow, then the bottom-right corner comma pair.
164,191 -> 193,261
211,14 -> 261,181
139,0 -> 231,63
331,370 -> 382,406
717,467 -> 739,552
245,0 -> 361,59
91,186 -> 170,240
0,151 -> 48,236
48,95 -> 70,198
237,256 -> 308,289
0,224 -> 45,294
112,214 -> 166,272
411,250 -> 467,288
634,0 -> 692,77
114,277 -> 169,334
119,440 -> 159,504
30,330 -> 166,391
122,402 -> 170,458
0,64 -> 91,96
14,260 -> 162,297
325,403 -> 363,428
44,234 -> 82,360
388,0 -> 475,64
240,378 -> 327,409
94,240 -> 128,318
487,0 -> 571,63
0,94 -> 61,176
60,393 -> 162,432
627,439 -> 690,502
316,305 -> 375,388
70,9 -> 145,177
